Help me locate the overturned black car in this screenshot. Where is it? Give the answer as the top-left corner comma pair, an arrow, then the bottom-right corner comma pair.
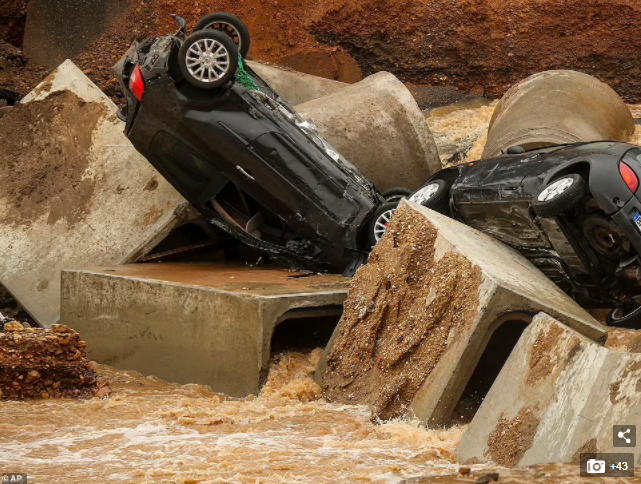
407,141 -> 641,328
114,13 -> 402,275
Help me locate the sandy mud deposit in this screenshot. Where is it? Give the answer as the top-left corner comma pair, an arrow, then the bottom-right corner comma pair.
321,205 -> 482,420
0,322 -> 101,400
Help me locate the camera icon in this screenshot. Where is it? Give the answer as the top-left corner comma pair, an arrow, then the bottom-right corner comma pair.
586,459 -> 606,474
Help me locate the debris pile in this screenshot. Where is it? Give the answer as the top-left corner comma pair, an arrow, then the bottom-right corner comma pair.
0,321 -> 100,400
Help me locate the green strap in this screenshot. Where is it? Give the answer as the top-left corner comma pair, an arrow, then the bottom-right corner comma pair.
237,55 -> 260,91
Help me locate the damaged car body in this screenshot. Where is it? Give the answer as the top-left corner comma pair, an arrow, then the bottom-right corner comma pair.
410,141 -> 641,328
113,14 -> 399,275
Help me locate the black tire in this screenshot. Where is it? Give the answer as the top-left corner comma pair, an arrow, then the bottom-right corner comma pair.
409,179 -> 450,211
178,30 -> 239,90
607,305 -> 641,329
532,174 -> 587,218
194,12 -> 251,58
382,187 -> 413,203
368,201 -> 399,247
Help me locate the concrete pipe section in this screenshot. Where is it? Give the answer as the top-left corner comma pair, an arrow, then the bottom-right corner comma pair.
295,72 -> 441,192
483,70 -> 635,158
247,61 -> 347,105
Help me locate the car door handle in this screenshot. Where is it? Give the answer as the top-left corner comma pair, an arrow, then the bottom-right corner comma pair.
236,165 -> 255,181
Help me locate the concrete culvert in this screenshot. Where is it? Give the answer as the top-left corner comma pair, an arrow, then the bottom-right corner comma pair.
295,72 -> 441,192
483,70 -> 635,158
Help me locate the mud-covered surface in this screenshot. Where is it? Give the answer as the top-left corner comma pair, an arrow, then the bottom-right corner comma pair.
322,204 -> 483,420
484,407 -> 540,467
0,322 -> 101,400
606,327 -> 641,353
0,0 -> 27,47
0,90 -> 104,226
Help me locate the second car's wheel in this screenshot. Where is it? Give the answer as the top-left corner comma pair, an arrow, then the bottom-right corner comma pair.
408,179 -> 450,211
532,174 -> 587,218
382,187 -> 413,203
178,30 -> 239,89
368,201 -> 399,246
194,12 -> 251,58
607,304 -> 641,329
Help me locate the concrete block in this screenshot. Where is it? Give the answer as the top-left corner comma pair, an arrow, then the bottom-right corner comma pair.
0,60 -> 188,327
247,61 -> 347,106
315,202 -> 606,425
458,313 -> 641,467
295,72 -> 441,192
483,70 -> 634,158
60,263 -> 348,397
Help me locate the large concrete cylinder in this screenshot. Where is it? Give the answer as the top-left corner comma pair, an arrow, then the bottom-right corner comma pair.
483,70 -> 635,158
295,72 -> 441,192
247,61 -> 347,106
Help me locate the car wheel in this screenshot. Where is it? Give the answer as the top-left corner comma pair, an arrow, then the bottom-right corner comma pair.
194,12 -> 251,58
409,179 -> 450,211
178,30 -> 239,90
382,187 -> 413,203
607,304 -> 641,329
368,201 -> 399,246
532,174 -> 587,218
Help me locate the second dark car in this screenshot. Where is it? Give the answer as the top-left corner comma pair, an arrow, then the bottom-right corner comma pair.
406,141 -> 641,328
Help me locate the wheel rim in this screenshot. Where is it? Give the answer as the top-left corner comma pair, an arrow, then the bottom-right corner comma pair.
373,209 -> 395,242
409,183 -> 440,205
186,39 -> 230,83
202,21 -> 242,52
537,177 -> 574,202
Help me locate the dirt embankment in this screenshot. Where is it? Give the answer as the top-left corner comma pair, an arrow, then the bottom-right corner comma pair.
309,0 -> 641,102
4,0 -> 641,102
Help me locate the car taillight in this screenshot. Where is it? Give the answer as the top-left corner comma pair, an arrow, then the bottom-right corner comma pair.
129,64 -> 145,102
620,162 -> 639,193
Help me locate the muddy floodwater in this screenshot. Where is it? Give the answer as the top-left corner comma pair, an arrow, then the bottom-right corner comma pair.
1,349 -> 639,483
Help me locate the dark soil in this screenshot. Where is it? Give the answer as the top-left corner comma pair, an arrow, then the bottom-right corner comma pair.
321,204 -> 483,421
0,90 -> 105,227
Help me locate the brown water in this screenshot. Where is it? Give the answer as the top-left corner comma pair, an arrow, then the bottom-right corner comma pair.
2,350 -> 641,482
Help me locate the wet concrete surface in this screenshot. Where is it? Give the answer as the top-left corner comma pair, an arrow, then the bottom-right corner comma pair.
87,262 -> 350,296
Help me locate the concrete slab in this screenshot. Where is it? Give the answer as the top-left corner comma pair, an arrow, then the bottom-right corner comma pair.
457,313 -> 641,467
247,61 -> 347,106
315,201 -> 606,425
295,72 -> 441,192
60,263 -> 349,397
0,60 -> 188,327
483,70 -> 634,158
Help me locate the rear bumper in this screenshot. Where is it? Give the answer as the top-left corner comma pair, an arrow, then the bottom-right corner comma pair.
611,195 -> 641,256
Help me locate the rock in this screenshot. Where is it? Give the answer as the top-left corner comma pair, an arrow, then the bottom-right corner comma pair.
315,202 -> 605,425
3,321 -> 24,332
50,323 -> 72,333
